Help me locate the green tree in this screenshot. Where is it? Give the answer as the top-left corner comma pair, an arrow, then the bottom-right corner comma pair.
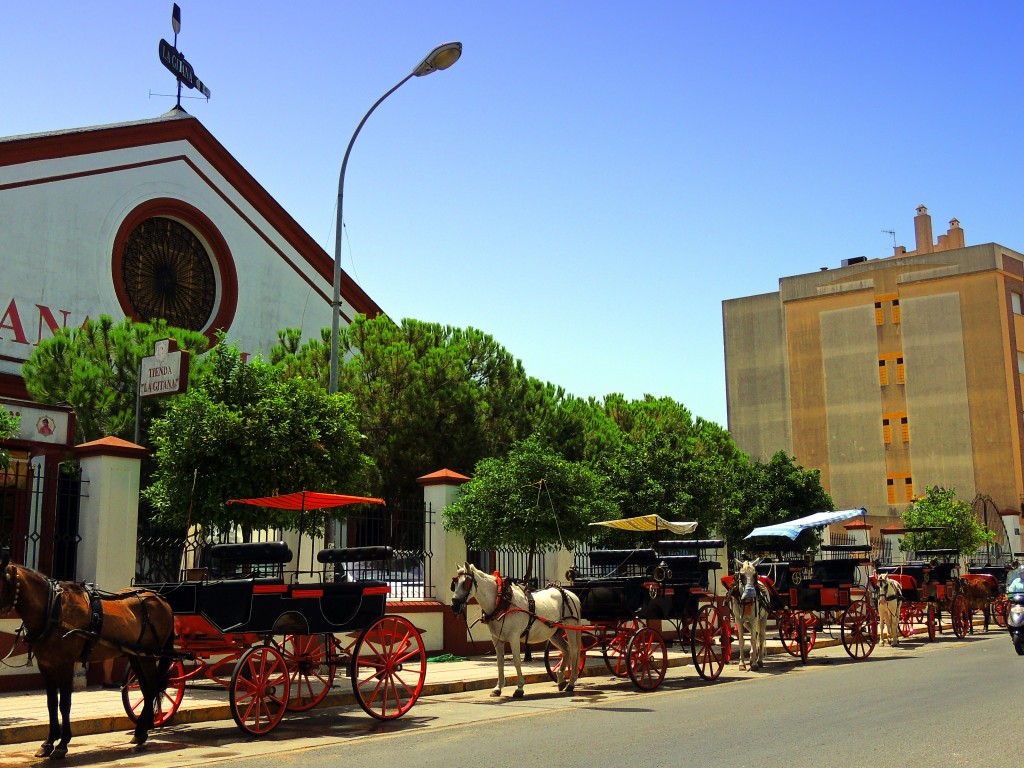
21,315 -> 208,444
143,339 -> 370,536
901,485 -> 994,557
724,451 -> 834,552
598,395 -> 743,536
273,316 -> 538,505
442,435 -> 617,578
0,407 -> 19,470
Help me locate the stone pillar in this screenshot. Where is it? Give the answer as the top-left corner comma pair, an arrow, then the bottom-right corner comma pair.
880,526 -> 905,565
417,469 -> 469,601
843,521 -> 871,548
75,436 -> 146,589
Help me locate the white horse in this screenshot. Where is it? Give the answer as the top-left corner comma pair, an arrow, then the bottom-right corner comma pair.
450,563 -> 583,698
876,573 -> 903,646
729,558 -> 770,671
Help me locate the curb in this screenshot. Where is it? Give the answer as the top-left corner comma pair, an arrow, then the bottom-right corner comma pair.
0,622 -> 978,747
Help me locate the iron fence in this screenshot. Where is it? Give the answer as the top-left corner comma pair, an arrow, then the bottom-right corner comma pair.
135,502 -> 433,600
467,546 -> 549,589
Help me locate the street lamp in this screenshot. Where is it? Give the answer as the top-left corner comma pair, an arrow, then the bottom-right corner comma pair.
329,41 -> 463,393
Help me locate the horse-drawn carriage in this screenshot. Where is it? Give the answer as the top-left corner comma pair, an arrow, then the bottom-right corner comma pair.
734,509 -> 878,663
551,515 -> 729,690
124,492 -> 426,735
876,531 -> 973,641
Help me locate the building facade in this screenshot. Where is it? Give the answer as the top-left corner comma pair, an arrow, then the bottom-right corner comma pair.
0,108 -> 381,576
723,206 -> 1024,531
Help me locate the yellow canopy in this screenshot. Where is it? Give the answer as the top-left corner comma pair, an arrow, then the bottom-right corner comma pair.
590,515 -> 698,536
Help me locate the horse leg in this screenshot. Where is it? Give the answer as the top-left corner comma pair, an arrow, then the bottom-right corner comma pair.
35,679 -> 58,758
755,612 -> 766,669
490,636 -> 505,697
565,629 -> 581,692
508,636 -> 526,698
735,607 -> 747,671
549,632 -> 571,692
51,674 -> 74,760
130,658 -> 154,747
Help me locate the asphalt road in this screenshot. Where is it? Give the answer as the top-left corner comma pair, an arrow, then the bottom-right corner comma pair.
3,631 -> 1019,768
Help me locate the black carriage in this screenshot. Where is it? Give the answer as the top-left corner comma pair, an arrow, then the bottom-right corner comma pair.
549,515 -> 729,691
877,539 -> 971,641
738,509 -> 878,663
123,492 -> 426,736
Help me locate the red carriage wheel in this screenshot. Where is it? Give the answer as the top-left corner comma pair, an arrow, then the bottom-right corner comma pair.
122,659 -> 185,726
625,626 -> 667,691
690,604 -> 727,680
779,610 -> 817,657
898,602 -> 917,638
282,633 -> 337,711
951,594 -> 971,639
926,604 -> 937,641
602,620 -> 641,677
352,615 -> 426,720
543,629 -> 592,682
995,595 -> 1008,628
229,645 -> 290,735
840,599 -> 877,659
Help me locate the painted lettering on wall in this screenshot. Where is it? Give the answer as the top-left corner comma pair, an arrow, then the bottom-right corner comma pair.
0,299 -> 77,348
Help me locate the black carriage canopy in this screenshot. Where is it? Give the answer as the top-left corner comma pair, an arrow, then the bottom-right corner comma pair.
743,508 -> 867,541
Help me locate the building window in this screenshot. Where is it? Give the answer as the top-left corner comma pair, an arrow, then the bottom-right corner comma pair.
901,416 -> 910,443
879,359 -> 889,386
882,418 -> 891,444
1018,351 -> 1024,374
1013,292 -> 1023,315
887,478 -> 896,504
892,299 -> 901,324
875,302 -> 884,326
896,357 -> 906,384
904,477 -> 914,502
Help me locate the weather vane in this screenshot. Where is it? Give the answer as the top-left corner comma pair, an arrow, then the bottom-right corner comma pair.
158,3 -> 211,109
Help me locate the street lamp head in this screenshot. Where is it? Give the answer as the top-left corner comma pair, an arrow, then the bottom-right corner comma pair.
412,42 -> 462,77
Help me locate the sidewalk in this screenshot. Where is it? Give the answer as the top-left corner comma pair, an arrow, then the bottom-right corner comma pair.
0,633 -> 846,747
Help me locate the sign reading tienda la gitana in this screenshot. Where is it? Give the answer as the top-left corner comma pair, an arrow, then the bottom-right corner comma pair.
140,338 -> 190,398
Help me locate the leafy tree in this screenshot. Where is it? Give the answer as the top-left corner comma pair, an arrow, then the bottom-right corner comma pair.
21,314 -> 208,444
597,395 -> 743,536
143,339 -> 370,536
442,435 -> 617,578
273,316 -> 538,505
723,451 -> 834,552
0,408 -> 19,470
901,485 -> 994,557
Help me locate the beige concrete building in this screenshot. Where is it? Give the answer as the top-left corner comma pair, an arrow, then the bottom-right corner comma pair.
723,206 -> 1024,531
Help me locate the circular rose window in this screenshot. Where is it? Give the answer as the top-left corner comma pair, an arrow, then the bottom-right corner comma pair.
121,217 -> 217,332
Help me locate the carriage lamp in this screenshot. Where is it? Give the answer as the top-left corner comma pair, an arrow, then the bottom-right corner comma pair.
328,42 -> 463,393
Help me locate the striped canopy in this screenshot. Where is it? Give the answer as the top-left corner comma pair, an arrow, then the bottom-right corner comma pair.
590,515 -> 698,536
227,491 -> 384,511
744,508 -> 866,541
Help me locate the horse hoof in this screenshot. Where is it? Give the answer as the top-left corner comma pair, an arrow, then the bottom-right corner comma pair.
35,745 -> 53,758
558,679 -> 567,691
490,689 -> 501,697
565,683 -> 575,693
49,747 -> 67,760
512,689 -> 524,699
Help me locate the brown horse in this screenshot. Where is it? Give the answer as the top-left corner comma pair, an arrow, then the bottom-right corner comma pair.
961,573 -> 998,633
0,552 -> 175,759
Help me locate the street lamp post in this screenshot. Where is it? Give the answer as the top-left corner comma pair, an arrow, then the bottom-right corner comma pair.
329,42 -> 463,394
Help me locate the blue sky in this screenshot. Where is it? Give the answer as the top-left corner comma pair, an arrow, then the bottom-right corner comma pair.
4,3 -> 1023,427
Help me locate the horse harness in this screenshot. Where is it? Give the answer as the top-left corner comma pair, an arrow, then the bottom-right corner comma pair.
2,565 -> 161,661
483,572 -> 580,640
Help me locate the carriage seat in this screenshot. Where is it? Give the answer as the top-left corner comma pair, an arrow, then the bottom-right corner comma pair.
962,572 -> 998,590
810,559 -> 858,586
207,541 -> 293,580
755,560 -> 802,592
588,549 -> 658,576
657,555 -> 703,587
317,546 -> 394,563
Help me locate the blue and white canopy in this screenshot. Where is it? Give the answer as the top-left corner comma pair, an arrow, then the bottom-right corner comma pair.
744,508 -> 867,541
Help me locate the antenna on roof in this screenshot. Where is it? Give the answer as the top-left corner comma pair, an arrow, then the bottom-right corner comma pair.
882,229 -> 896,248
157,3 -> 212,110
